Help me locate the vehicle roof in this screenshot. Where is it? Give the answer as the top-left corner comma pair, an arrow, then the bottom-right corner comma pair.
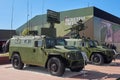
65,38 -> 92,42
11,35 -> 45,40
65,38 -> 82,41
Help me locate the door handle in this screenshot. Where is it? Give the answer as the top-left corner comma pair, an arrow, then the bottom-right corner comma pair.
33,49 -> 36,52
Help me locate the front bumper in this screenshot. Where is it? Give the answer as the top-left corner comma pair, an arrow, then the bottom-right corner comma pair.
105,50 -> 115,59
65,51 -> 86,68
67,60 -> 85,69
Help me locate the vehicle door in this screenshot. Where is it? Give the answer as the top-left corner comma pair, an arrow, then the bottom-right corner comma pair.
32,40 -> 47,66
20,39 -> 36,64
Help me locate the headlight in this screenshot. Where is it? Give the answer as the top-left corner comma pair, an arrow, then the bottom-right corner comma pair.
67,54 -> 71,58
66,53 -> 75,60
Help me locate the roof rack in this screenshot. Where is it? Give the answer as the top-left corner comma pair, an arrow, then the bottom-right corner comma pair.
12,35 -> 46,39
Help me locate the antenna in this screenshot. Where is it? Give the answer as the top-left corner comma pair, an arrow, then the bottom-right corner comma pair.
27,0 -> 29,31
10,0 -> 15,38
30,3 -> 32,31
42,0 -> 45,27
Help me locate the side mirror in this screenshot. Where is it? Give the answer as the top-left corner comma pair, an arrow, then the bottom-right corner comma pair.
88,45 -> 91,48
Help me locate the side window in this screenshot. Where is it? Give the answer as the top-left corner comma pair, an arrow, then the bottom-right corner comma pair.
56,39 -> 66,46
35,40 -> 42,47
15,39 -> 21,44
82,42 -> 84,47
80,42 -> 85,47
74,42 -> 76,46
24,39 -> 31,44
37,40 -> 43,47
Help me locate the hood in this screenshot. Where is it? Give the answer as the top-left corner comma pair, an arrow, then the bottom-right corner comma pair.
97,46 -> 109,49
88,47 -> 106,52
89,46 -> 113,52
55,46 -> 79,51
45,46 -> 80,54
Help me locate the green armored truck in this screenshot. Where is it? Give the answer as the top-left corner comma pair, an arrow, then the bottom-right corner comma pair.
65,38 -> 115,65
9,36 -> 85,76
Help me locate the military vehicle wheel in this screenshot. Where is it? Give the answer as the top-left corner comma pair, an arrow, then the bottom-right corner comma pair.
11,54 -> 24,69
91,53 -> 104,65
47,57 -> 65,76
70,67 -> 84,72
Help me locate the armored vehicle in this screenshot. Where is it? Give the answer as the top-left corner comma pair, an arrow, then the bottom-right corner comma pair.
65,38 -> 115,65
9,36 -> 85,76
93,40 -> 119,58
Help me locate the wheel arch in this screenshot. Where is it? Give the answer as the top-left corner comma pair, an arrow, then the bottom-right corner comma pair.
11,51 -> 24,69
10,51 -> 21,61
90,52 -> 106,61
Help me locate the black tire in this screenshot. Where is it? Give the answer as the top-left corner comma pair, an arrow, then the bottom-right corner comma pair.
11,54 -> 24,69
70,67 -> 84,72
104,59 -> 112,64
91,53 -> 104,65
47,57 -> 65,76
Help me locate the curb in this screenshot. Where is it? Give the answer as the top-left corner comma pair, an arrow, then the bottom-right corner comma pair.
0,56 -> 10,65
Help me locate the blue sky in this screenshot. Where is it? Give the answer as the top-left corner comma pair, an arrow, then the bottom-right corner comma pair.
0,0 -> 120,30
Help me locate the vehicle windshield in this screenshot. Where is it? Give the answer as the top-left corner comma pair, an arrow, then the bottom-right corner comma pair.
94,40 -> 99,46
45,38 -> 67,48
88,40 -> 97,48
64,46 -> 77,50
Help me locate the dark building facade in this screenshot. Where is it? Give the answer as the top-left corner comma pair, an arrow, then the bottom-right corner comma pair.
0,30 -> 16,52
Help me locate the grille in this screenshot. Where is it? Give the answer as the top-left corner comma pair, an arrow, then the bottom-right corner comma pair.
75,51 -> 83,60
106,50 -> 115,56
68,51 -> 83,60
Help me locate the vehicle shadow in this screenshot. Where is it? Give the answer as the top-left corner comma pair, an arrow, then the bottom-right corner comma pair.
23,66 -> 49,75
4,64 -> 84,78
102,59 -> 120,67
23,66 -> 120,79
71,70 -> 120,80
23,66 -> 81,78
88,59 -> 120,67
